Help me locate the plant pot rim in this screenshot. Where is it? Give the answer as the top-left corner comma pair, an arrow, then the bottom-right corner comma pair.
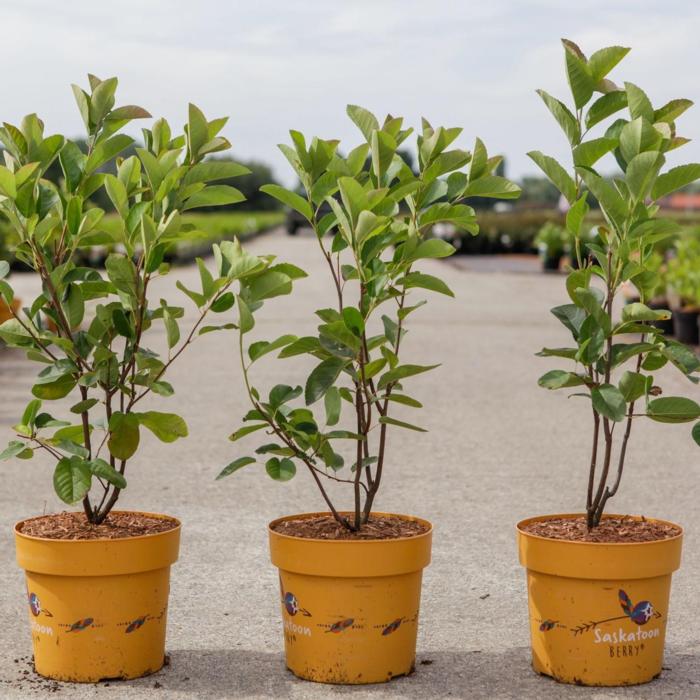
268,510 -> 433,544
516,512 -> 683,546
674,305 -> 700,313
14,510 -> 181,544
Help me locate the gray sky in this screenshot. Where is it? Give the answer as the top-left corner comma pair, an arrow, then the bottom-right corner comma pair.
2,0 -> 699,185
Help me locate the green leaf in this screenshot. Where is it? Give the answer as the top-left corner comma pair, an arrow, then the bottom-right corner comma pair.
573,138 -> 617,168
378,363 -> 439,390
260,184 -> 312,221
693,422 -> 700,447
0,166 -> 16,198
85,134 -> 133,174
538,370 -> 585,389
527,151 -> 576,204
229,423 -> 267,441
626,151 -> 664,203
342,307 -> 364,336
278,336 -> 322,358
53,456 -> 92,504
108,412 -> 140,461
237,295 -> 254,334
378,416 -> 427,432
399,272 -> 454,297
346,104 -> 379,142
266,457 -> 296,481
536,89 -> 580,145
625,82 -> 654,121
183,185 -> 245,211
324,386 -> 341,426
576,168 -> 627,229
462,176 -> 521,199
385,394 -> 422,408
622,303 -> 671,322
651,164 -> 700,200
419,203 -> 477,231
0,441 -> 28,461
588,46 -> 630,81
162,308 -> 180,349
187,103 -> 209,159
87,458 -> 126,489
136,411 -> 188,443
105,254 -> 138,301
647,397 -> 700,424
563,42 -> 595,109
619,371 -> 648,403
248,271 -> 293,302
305,357 -> 346,405
216,456 -> 256,480
249,335 -> 297,362
654,99 -> 693,124
586,91 -> 628,130
21,399 -> 42,428
32,375 -> 77,400
591,384 -> 627,422
182,161 -> 250,186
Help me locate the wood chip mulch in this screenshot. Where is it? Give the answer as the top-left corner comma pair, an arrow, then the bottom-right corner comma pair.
271,514 -> 428,540
19,512 -> 179,540
521,516 -> 681,543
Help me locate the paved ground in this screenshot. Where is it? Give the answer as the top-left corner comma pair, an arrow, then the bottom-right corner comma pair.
1,227 -> 699,699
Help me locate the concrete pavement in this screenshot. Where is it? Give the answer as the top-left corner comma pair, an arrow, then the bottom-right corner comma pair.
1,227 -> 698,698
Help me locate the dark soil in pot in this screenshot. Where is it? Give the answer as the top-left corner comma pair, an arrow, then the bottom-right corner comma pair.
19,512 -> 179,540
673,307 -> 700,345
520,515 -> 681,543
271,514 -> 428,540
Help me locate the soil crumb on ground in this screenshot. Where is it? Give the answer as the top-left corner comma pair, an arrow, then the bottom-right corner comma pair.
271,514 -> 429,540
521,516 -> 681,543
19,512 -> 179,540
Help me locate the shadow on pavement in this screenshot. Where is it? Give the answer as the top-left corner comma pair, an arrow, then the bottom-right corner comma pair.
120,646 -> 700,698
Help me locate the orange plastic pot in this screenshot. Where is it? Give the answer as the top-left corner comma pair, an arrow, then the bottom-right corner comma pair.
517,513 -> 683,686
269,512 -> 432,684
14,511 -> 181,683
0,297 -> 20,324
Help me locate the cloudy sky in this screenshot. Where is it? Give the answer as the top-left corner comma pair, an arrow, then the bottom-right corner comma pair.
1,0 -> 699,185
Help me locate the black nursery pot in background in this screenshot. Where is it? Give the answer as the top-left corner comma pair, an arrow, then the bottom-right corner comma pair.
648,299 -> 675,336
673,307 -> 700,346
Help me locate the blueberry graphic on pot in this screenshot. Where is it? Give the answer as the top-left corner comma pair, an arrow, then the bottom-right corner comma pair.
282,591 -> 311,617
126,616 -> 147,633
65,618 -> 94,632
326,618 -> 354,634
381,618 -> 403,636
619,590 -> 654,624
28,593 -> 41,617
27,592 -> 52,618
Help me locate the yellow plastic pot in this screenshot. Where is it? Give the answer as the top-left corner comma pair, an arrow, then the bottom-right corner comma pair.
15,511 -> 181,683
517,513 -> 683,686
269,512 -> 432,684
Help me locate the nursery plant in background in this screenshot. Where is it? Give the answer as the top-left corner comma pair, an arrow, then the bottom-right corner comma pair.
219,105 -> 520,683
0,75 -> 292,682
534,221 -> 567,271
666,234 -> 700,344
517,39 -> 700,687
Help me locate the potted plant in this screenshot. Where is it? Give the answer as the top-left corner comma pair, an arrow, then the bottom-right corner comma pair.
217,105 -> 520,683
0,75 -> 287,682
520,40 -> 700,686
666,234 -> 700,344
534,221 -> 566,271
645,251 -> 675,335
